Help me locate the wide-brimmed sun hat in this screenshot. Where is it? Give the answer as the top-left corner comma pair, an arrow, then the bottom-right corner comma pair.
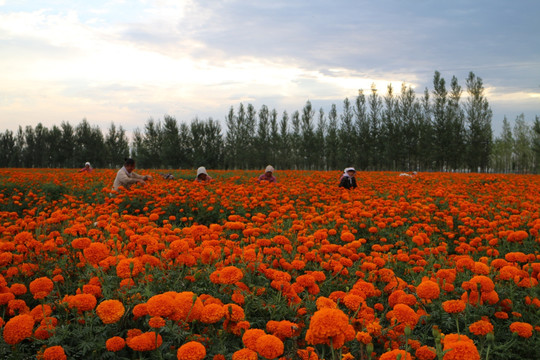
197,166 -> 208,176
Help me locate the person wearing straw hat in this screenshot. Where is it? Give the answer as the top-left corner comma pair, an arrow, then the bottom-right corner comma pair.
194,166 -> 212,183
338,167 -> 357,189
258,165 -> 277,183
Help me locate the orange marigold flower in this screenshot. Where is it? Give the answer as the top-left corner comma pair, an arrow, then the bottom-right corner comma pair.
392,304 -> 419,328
116,258 -> 144,278
232,348 -> 258,360
13,231 -> 34,244
172,292 -> 204,322
242,328 -> 266,350
214,266 -> 244,285
291,260 -> 306,270
83,242 -> 110,265
468,319 -> 494,336
436,268 -> 457,285
498,265 -> 523,280
442,300 -> 466,314
315,296 -> 338,310
29,277 -> 54,300
0,252 -> 13,267
29,304 -> 51,324
415,346 -> 437,360
388,290 -> 416,307
10,283 -> 27,296
96,299 -> 125,324
7,299 -> 29,316
480,290 -> 499,305
509,322 -> 533,338
306,307 -> 351,348
68,293 -> 97,312
494,311 -> 508,319
266,320 -> 279,334
133,303 -> 148,320
40,316 -> 58,327
147,293 -> 175,317
127,328 -> 143,339
379,349 -> 412,360
126,331 -> 163,351
34,327 -> 53,341
473,262 -> 490,275
0,292 -> 15,305
227,320 -> 251,335
507,230 -> 528,243
119,278 -> 135,289
223,303 -> 245,322
43,346 -> 67,360
364,320 -> 382,337
231,291 -> 245,305
71,237 -> 92,249
343,294 -> 364,311
467,276 -> 495,293
296,274 -> 316,287
106,336 -> 126,352
255,334 -> 284,359
442,334 -> 480,360
356,331 -> 372,344
200,303 -> 225,324
416,279 -> 440,300
308,271 -> 326,282
177,341 -> 206,360
149,316 -> 166,328
352,280 -> 378,297
3,314 -> 34,345
340,231 -> 355,242
505,252 -> 528,263
82,283 -> 102,298
297,347 -> 319,360
271,320 -> 299,339
34,317 -> 57,340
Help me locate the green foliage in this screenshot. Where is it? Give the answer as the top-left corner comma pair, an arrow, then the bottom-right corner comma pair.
40,183 -> 68,201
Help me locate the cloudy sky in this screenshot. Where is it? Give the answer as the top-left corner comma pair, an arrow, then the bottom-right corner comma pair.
1,0 -> 539,136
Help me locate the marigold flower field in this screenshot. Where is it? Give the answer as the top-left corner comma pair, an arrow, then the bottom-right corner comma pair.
0,169 -> 539,360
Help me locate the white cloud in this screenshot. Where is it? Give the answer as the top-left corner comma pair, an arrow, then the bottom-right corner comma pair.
0,0 -> 538,137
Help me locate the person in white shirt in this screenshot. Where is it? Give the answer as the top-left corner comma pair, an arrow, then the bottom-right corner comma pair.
112,158 -> 152,191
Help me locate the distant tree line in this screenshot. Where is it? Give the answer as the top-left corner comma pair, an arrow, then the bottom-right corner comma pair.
0,119 -> 130,169
1,71 -> 539,173
491,114 -> 540,174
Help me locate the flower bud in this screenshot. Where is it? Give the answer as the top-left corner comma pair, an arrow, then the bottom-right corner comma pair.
404,325 -> 412,337
366,343 -> 374,354
432,326 -> 441,338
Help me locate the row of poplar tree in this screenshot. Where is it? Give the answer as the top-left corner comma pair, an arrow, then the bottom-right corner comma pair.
1,71 -> 539,173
